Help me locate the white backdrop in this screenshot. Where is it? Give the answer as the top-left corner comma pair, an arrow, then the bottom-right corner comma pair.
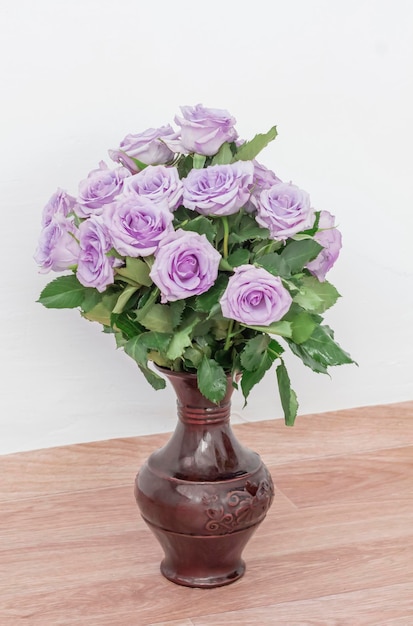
1,0 -> 412,454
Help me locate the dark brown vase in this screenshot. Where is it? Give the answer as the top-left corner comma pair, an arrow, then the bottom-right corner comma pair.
134,368 -> 274,588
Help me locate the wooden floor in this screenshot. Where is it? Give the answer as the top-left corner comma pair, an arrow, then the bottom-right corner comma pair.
1,402 -> 413,625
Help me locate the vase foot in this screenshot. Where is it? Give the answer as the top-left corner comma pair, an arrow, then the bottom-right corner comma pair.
160,559 -> 245,588
146,522 -> 254,588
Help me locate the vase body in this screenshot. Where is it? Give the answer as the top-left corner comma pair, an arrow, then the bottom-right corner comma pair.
134,369 -> 274,588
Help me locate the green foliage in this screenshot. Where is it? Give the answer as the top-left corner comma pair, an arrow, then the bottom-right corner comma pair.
293,276 -> 340,313
240,334 -> 283,403
211,142 -> 233,165
197,357 -> 228,403
276,361 -> 299,426
37,275 -> 87,308
287,325 -> 355,374
233,126 -> 278,162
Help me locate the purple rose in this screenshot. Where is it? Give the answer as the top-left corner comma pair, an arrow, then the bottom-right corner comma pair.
150,229 -> 221,303
182,162 -> 254,216
306,211 -> 342,281
256,182 -> 315,241
41,188 -> 76,227
245,160 -> 282,213
76,217 -> 115,292
103,196 -> 173,257
220,265 -> 292,326
34,216 -> 79,273
175,104 -> 238,156
109,125 -> 177,173
123,165 -> 183,211
76,161 -> 130,218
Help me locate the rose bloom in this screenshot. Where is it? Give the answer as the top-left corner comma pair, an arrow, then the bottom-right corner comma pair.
306,211 -> 342,281
220,265 -> 292,326
41,188 -> 77,227
34,216 -> 79,273
182,161 -> 254,216
123,165 -> 183,211
76,161 -> 130,218
245,160 -> 282,213
109,125 -> 177,173
150,229 -> 221,303
175,104 -> 238,156
103,196 -> 173,257
256,182 -> 315,240
76,217 -> 116,292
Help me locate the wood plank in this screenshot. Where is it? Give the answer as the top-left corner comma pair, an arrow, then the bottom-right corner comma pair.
190,583 -> 413,625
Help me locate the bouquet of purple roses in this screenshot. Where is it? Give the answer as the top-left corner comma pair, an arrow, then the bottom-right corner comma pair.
35,104 -> 353,425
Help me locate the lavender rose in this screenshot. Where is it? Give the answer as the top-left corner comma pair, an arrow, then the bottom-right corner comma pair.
103,196 -> 173,257
34,217 -> 79,273
182,162 -> 254,216
175,104 -> 238,156
306,211 -> 342,281
76,161 -> 130,218
76,217 -> 115,292
245,160 -> 282,213
123,165 -> 183,211
220,265 -> 292,326
41,188 -> 76,227
256,182 -> 315,240
109,125 -> 177,173
150,229 -> 221,303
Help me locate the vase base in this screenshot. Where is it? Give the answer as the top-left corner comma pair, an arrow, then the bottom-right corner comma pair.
160,559 -> 245,588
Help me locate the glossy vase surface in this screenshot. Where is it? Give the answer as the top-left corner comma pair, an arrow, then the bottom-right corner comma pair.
134,369 -> 274,588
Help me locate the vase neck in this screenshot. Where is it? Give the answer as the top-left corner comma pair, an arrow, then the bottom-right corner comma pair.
160,369 -> 234,426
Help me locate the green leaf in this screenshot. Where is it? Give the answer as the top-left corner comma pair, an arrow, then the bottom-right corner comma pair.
124,333 -> 170,390
280,239 -> 323,274
138,331 -> 173,354
135,287 -> 160,323
177,154 -> 194,178
227,248 -> 250,267
195,274 -> 229,313
276,361 -> 299,426
239,335 -> 283,403
293,276 -> 341,313
229,215 -> 270,244
241,320 -> 292,338
256,252 -> 290,277
82,291 -> 119,325
303,325 -> 355,367
166,314 -> 199,360
138,365 -> 167,390
139,303 -> 174,333
170,300 -> 186,329
112,285 -> 140,315
197,357 -> 227,404
233,126 -> 278,162
287,325 -> 355,372
193,153 -> 207,169
112,312 -> 144,339
81,289 -> 102,313
241,367 -> 270,404
211,142 -> 233,165
181,215 -> 216,243
240,334 -> 272,372
115,257 -> 152,287
37,274 -> 87,309
289,311 -> 317,344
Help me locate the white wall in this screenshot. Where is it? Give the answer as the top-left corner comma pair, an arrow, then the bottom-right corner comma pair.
1,0 -> 412,454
